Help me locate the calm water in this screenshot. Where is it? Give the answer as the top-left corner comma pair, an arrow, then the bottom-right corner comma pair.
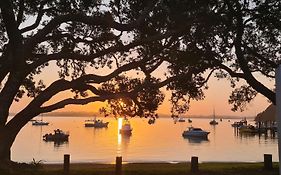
11,117 -> 278,163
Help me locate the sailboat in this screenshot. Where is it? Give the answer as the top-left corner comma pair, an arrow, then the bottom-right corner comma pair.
209,108 -> 218,125
32,114 -> 49,126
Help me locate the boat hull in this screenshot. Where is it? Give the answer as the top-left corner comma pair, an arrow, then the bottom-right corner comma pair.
43,134 -> 69,141
119,129 -> 132,135
84,122 -> 109,128
32,122 -> 49,126
182,131 -> 210,138
43,129 -> 69,142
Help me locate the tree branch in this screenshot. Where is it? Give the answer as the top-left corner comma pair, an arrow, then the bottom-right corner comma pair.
24,0 -> 159,51
228,0 -> 276,104
243,44 -> 278,68
0,0 -> 22,47
218,63 -> 245,78
28,29 -> 180,71
16,0 -> 24,26
20,7 -> 53,33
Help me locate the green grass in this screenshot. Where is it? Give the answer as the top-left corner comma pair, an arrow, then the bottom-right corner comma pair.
0,162 -> 279,175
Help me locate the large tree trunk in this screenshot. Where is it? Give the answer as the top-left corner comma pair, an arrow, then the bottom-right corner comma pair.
0,129 -> 17,163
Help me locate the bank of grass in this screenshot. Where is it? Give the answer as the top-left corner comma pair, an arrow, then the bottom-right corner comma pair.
0,162 -> 279,175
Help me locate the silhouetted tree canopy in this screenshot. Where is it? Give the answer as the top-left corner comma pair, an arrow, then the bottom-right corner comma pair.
0,0 -> 280,162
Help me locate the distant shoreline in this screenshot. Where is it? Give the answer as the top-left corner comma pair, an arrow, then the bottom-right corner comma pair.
8,111 -> 255,119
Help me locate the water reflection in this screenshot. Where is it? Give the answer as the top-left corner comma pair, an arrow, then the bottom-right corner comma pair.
121,133 -> 131,150
117,117 -> 132,156
183,137 -> 209,144
234,127 -> 278,142
43,140 -> 69,148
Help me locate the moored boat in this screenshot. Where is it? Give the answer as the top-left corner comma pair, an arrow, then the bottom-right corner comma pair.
120,120 -> 133,135
231,118 -> 247,128
209,108 -> 218,125
32,120 -> 49,126
239,124 -> 266,133
43,129 -> 69,141
178,117 -> 185,122
84,118 -> 109,128
209,119 -> 218,125
182,127 -> 210,138
32,114 -> 49,126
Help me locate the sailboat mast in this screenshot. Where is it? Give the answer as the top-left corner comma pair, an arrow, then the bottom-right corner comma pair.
213,107 -> 215,120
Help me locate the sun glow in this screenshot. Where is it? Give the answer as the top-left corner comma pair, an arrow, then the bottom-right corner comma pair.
117,117 -> 123,156
117,117 -> 123,131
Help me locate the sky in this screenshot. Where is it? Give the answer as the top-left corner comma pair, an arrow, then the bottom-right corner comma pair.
10,61 -> 273,118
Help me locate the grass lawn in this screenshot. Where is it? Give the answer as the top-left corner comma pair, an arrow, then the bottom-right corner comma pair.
0,162 -> 279,175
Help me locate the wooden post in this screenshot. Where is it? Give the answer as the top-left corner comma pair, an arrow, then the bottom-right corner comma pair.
115,156 -> 122,175
264,154 -> 273,170
191,156 -> 198,173
64,154 -> 70,175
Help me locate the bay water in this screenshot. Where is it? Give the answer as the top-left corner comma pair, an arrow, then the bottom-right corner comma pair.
11,117 -> 277,163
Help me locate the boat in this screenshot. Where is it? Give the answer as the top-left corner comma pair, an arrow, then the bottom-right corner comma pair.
43,129 -> 69,141
178,117 -> 185,122
209,108 -> 218,125
119,119 -> 133,135
182,127 -> 210,138
84,117 -> 109,128
231,118 -> 247,128
32,114 -> 49,126
239,124 -> 267,134
209,120 -> 218,125
32,120 -> 49,126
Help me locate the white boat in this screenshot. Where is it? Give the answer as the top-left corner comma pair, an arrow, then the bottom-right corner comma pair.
182,127 -> 210,138
178,117 -> 185,122
119,120 -> 133,135
32,114 -> 49,126
84,117 -> 109,128
43,129 -> 69,141
32,120 -> 49,126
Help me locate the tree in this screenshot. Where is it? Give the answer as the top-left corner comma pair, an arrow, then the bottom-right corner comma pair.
1,0 -> 279,164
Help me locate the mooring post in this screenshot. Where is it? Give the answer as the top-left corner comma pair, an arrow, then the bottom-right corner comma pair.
64,154 -> 70,175
264,154 -> 273,170
191,156 -> 199,173
115,156 -> 122,175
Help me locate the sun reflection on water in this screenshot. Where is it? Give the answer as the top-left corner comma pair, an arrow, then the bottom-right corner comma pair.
117,117 -> 123,156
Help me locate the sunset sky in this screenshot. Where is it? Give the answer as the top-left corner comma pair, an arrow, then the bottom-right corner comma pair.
10,61 -> 273,118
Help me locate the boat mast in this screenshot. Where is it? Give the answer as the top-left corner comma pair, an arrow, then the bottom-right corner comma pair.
213,107 -> 216,120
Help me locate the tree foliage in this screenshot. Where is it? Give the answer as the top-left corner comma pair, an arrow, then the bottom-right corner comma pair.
0,0 -> 280,161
